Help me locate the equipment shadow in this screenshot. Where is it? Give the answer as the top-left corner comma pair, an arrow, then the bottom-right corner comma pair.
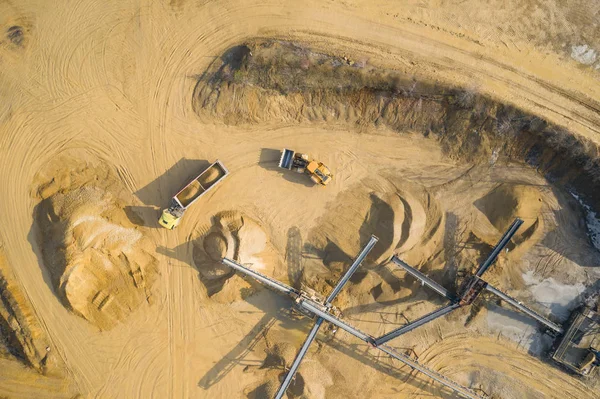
196,288 -> 308,390
328,338 -> 470,399
135,158 -> 210,208
123,205 -> 159,228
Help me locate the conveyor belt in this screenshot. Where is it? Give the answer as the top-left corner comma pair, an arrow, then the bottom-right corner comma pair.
390,256 -> 455,300
375,303 -> 460,345
486,284 -> 563,333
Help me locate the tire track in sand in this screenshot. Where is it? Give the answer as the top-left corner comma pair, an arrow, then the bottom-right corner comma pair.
418,333 -> 594,398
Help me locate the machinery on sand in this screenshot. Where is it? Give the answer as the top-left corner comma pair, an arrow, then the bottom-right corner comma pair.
219,217 -> 600,399
384,218 -> 599,377
278,148 -> 333,186
221,235 -> 487,399
158,160 -> 229,229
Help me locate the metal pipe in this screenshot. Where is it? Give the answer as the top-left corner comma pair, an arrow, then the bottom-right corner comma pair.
275,319 -> 324,399
485,284 -> 563,333
475,218 -> 523,277
296,299 -> 483,399
375,303 -> 460,345
327,235 -> 379,303
390,256 -> 454,300
299,300 -> 375,344
221,258 -> 299,296
377,345 -> 484,399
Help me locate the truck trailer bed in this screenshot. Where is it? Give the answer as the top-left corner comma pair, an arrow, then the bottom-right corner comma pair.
174,160 -> 228,208
278,149 -> 295,170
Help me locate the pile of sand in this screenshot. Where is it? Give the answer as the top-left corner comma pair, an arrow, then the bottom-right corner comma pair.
35,185 -> 158,330
245,340 -> 333,399
198,165 -> 224,187
193,211 -> 274,299
302,179 -> 445,305
177,166 -> 225,207
177,181 -> 204,208
306,190 -> 403,268
475,184 -> 543,234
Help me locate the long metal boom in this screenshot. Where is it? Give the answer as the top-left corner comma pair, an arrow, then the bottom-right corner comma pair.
475,218 -> 523,277
375,303 -> 460,345
221,258 -> 299,296
390,256 -> 455,300
221,251 -> 483,398
301,300 -> 483,399
378,345 -> 483,399
274,319 -> 323,399
485,284 -> 563,333
327,235 -> 379,303
299,300 -> 375,344
274,236 -> 378,398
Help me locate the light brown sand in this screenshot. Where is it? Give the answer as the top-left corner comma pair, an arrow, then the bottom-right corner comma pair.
0,1 -> 599,399
178,180 -> 205,208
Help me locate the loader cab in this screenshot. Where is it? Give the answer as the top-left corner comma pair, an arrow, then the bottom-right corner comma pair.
158,207 -> 183,229
307,162 -> 332,186
315,166 -> 332,185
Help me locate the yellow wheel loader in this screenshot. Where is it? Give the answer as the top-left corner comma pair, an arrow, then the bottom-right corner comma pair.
278,149 -> 333,186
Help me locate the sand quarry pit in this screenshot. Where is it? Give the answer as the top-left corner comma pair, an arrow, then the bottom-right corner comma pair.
1,1 -> 600,399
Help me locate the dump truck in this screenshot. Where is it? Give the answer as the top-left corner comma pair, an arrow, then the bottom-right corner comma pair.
278,148 -> 333,186
158,160 -> 229,229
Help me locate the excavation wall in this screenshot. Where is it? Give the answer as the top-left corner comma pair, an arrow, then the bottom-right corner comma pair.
194,41 -> 600,214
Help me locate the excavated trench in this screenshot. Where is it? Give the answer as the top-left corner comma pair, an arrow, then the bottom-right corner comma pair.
193,40 -> 600,220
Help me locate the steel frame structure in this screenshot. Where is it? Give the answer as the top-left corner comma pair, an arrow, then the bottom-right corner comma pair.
221,235 -> 485,399
375,218 -> 563,349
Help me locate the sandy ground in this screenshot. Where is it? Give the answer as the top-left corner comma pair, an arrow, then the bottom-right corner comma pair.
1,0 -> 600,398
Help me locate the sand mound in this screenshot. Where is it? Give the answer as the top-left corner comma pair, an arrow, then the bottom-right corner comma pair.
299,359 -> 334,399
178,167 -> 225,208
304,179 -> 444,302
475,184 -> 543,234
177,181 -> 203,207
198,166 -> 222,186
248,378 -> 279,399
307,189 -> 403,267
203,232 -> 228,261
35,183 -> 158,330
193,211 -> 274,298
267,342 -> 297,368
248,341 -> 332,399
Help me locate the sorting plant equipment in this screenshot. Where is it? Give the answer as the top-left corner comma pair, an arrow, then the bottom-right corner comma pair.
221,236 -> 486,399
551,305 -> 600,376
375,218 -> 564,347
